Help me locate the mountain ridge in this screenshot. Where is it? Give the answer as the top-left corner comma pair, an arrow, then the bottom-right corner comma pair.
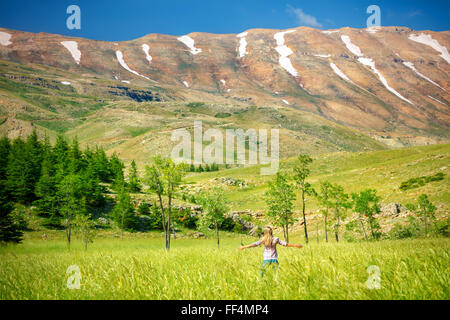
0,25 -> 449,154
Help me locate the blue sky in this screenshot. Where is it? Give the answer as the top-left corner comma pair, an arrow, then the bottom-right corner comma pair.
0,0 -> 449,41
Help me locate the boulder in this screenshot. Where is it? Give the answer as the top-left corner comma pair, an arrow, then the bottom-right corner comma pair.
193,232 -> 205,239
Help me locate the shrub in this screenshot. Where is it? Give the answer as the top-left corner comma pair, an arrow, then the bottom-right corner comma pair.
214,112 -> 231,118
400,172 -> 445,191
137,202 -> 150,216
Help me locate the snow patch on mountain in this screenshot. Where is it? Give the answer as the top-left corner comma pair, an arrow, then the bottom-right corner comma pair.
183,81 -> 189,88
341,35 -> 413,105
428,95 -> 446,105
60,81 -> 71,85
0,31 -> 12,46
314,54 -> 331,58
366,27 -> 380,34
403,61 -> 445,91
282,99 -> 290,105
330,63 -> 352,83
121,80 -> 130,84
237,32 -> 248,58
116,50 -> 153,81
142,44 -> 152,63
322,30 -> 339,35
341,35 -> 363,57
408,33 -> 450,64
274,30 -> 298,77
177,35 -> 202,55
61,41 -> 81,65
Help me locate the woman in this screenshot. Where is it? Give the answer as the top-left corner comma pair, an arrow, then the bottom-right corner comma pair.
239,226 -> 303,276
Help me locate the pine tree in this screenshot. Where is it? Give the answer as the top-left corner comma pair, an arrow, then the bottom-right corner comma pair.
34,137 -> 59,225
6,138 -> 35,203
128,160 -> 141,193
109,153 -> 126,190
0,180 -> 23,243
68,137 -> 84,174
112,186 -> 137,238
53,135 -> 70,188
0,136 -> 11,180
25,130 -> 43,188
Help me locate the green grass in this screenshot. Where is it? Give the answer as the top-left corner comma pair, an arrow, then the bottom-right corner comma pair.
0,237 -> 448,299
185,143 -> 450,212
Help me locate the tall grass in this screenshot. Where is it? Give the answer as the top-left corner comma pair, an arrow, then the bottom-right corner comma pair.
1,237 -> 448,299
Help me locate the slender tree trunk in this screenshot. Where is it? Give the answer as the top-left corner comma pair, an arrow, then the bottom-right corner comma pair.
360,217 -> 368,241
286,225 -> 289,243
167,191 -> 172,251
216,222 -> 219,248
316,221 -> 319,243
302,189 -> 309,243
121,212 -> 124,239
324,206 -> 328,242
173,223 -> 176,239
157,192 -> 168,250
66,220 -> 71,248
335,213 -> 340,242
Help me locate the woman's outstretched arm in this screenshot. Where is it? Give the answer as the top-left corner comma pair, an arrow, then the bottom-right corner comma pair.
239,239 -> 261,250
278,238 -> 302,249
238,243 -> 256,250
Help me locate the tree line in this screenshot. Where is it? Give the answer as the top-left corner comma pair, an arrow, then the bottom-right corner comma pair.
0,132 -> 137,245
265,154 -> 445,243
0,133 -> 235,249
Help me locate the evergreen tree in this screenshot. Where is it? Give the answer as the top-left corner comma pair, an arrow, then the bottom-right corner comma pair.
34,137 -> 60,225
53,135 -> 70,176
127,160 -> 141,193
90,146 -> 110,182
68,137 -> 85,174
0,136 -> 11,180
25,130 -> 43,187
109,153 -> 126,190
6,138 -> 35,203
112,186 -> 137,238
0,180 -> 23,243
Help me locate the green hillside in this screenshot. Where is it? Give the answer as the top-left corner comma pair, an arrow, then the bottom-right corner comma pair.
185,143 -> 450,213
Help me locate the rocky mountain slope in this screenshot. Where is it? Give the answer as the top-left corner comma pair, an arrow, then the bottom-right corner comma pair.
0,26 -> 449,154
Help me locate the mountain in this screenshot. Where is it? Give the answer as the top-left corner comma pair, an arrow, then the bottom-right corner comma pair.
0,26 -> 449,163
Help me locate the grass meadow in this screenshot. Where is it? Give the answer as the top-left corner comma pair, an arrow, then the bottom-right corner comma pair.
1,236 -> 448,300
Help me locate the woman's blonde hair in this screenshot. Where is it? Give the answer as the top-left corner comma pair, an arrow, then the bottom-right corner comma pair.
261,227 -> 274,247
